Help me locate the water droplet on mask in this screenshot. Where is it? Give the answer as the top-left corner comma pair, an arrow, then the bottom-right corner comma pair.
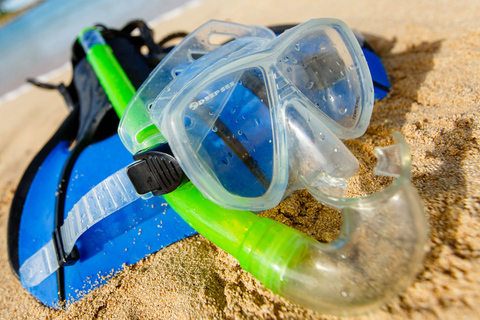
339,107 -> 348,115
239,133 -> 248,143
254,118 -> 260,126
286,67 -> 292,72
334,148 -> 338,152
305,81 -> 314,89
319,41 -> 326,50
209,111 -> 214,115
238,130 -> 243,135
238,80 -> 242,85
315,102 -> 320,107
341,291 -> 348,298
184,116 -> 193,128
294,43 -> 300,51
318,132 -> 325,140
211,126 -> 218,132
283,56 -> 289,62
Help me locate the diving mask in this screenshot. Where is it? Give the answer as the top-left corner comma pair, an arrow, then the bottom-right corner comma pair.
147,18 -> 374,210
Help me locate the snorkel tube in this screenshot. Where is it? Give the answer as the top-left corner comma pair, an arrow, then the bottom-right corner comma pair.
120,21 -> 426,315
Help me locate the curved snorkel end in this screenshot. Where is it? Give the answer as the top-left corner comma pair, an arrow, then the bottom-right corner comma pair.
269,132 -> 428,316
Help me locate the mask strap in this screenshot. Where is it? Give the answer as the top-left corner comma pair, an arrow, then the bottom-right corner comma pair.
19,169 -> 139,287
19,150 -> 184,288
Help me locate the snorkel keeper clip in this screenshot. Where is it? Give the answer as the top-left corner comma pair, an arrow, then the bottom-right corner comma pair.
126,149 -> 185,196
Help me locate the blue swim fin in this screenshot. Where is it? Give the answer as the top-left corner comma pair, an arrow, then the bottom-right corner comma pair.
7,21 -> 196,308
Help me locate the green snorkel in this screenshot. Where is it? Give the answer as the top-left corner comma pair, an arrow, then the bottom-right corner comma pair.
22,24 -> 425,317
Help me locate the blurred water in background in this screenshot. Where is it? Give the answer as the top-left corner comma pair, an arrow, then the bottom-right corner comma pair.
0,0 -> 201,103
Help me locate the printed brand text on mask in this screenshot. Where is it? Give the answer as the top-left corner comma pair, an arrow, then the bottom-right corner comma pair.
189,81 -> 236,110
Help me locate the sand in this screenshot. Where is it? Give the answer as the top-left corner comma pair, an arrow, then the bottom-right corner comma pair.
0,0 -> 479,318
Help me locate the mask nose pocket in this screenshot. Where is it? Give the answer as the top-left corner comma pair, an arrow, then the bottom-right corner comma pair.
285,101 -> 359,197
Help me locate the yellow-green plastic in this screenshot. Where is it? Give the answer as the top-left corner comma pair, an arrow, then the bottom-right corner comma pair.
163,182 -> 311,293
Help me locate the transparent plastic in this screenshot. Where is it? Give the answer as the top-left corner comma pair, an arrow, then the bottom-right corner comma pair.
274,132 -> 428,316
118,20 -> 275,154
149,19 -> 373,210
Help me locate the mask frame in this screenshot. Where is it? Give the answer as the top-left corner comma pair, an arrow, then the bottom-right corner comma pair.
149,19 -> 374,210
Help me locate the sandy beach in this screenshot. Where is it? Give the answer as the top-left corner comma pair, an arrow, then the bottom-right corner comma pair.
0,0 -> 479,318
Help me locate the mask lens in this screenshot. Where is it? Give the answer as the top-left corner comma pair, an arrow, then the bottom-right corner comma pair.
183,68 -> 274,198
279,26 -> 364,130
